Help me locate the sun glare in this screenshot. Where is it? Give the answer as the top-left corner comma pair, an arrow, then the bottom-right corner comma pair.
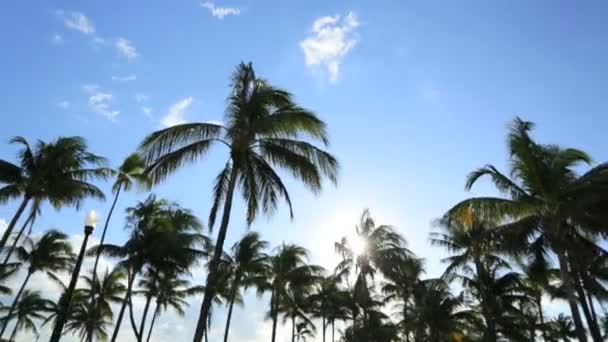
349,234 -> 367,256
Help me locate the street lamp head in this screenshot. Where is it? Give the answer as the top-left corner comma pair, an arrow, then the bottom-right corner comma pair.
84,210 -> 98,230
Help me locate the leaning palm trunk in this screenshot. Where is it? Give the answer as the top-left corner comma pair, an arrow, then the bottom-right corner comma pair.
331,320 -> 335,342
9,320 -> 18,342
193,169 -> 238,342
110,273 -> 136,342
572,271 -> 602,342
223,278 -> 239,342
131,294 -> 152,342
0,271 -> 31,338
145,303 -> 160,342
556,250 -> 588,342
90,187 -> 122,307
2,210 -> 35,265
291,315 -> 296,342
0,197 -> 30,251
322,315 -> 326,342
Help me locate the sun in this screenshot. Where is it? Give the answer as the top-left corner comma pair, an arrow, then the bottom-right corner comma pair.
349,234 -> 367,257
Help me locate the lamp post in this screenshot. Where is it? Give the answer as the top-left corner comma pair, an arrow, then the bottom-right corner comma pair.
49,210 -> 98,342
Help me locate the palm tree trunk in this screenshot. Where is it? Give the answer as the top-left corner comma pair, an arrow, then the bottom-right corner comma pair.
145,302 -> 160,342
2,210 -> 35,265
556,251 -> 588,342
331,320 -> 334,342
322,315 -> 326,342
0,196 -> 30,251
291,315 -> 296,342
0,271 -> 31,338
110,272 -> 136,342
90,187 -> 121,307
193,167 -> 238,342
133,295 -> 152,342
572,272 -> 602,342
223,280 -> 239,342
271,289 -> 280,342
9,320 -> 18,342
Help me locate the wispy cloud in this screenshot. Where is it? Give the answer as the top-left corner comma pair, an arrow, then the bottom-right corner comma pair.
111,74 -> 137,82
83,84 -> 119,121
57,100 -> 70,109
200,1 -> 241,19
135,94 -> 153,118
115,38 -> 139,61
161,97 -> 193,127
56,10 -> 95,35
300,12 -> 360,83
51,33 -> 64,45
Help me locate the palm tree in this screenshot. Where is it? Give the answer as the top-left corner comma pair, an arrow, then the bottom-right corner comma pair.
92,195 -> 207,342
64,298 -> 113,342
261,243 -> 323,342
138,62 -> 338,342
0,136 -> 108,255
407,279 -> 475,342
444,117 -> 608,341
335,209 -> 410,338
0,290 -> 53,341
381,257 -> 425,342
310,275 -> 349,342
294,321 -> 315,342
142,270 -> 204,342
90,153 -> 148,295
221,231 -> 269,342
280,287 -> 316,342
0,230 -> 74,338
79,267 -> 126,342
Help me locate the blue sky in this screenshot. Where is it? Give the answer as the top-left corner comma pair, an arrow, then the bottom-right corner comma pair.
1,1 -> 608,341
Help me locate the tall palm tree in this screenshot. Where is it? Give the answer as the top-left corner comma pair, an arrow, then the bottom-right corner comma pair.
0,230 -> 74,338
335,209 -> 410,337
221,231 -> 269,342
92,195 -> 207,342
0,290 -> 53,342
90,153 -> 148,294
261,243 -> 323,342
444,117 -> 608,341
138,62 -> 338,342
0,136 -> 109,254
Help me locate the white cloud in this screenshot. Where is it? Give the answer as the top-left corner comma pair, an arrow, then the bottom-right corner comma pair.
51,33 -> 64,45
83,84 -> 120,121
161,97 -> 193,127
200,1 -> 241,19
57,100 -> 70,109
300,12 -> 360,83
111,74 -> 137,82
56,10 -> 95,35
115,38 -> 139,61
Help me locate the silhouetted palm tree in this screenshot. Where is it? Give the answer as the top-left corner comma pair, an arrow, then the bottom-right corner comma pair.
0,290 -> 52,341
261,243 -> 323,342
0,136 -> 108,260
220,231 -> 269,342
92,195 -> 207,342
138,62 -> 338,342
444,117 -> 608,341
0,230 -> 74,338
90,153 -> 148,296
